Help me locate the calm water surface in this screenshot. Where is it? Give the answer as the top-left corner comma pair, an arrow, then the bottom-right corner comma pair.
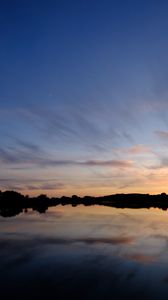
1,205 -> 168,299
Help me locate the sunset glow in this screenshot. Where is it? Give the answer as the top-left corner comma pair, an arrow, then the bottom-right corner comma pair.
1,1 -> 168,196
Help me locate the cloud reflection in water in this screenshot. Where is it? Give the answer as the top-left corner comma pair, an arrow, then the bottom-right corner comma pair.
1,206 -> 168,299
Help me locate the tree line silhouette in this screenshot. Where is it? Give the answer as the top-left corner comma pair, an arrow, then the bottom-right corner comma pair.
1,190 -> 168,217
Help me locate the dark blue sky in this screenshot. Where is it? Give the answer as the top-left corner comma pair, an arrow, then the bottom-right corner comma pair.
1,0 -> 168,195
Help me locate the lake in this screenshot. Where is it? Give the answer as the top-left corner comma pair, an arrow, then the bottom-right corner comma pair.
1,205 -> 168,299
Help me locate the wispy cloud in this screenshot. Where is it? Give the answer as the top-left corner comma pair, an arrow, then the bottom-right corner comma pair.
38,236 -> 134,246
126,144 -> 152,154
126,253 -> 157,264
79,159 -> 133,168
1,104 -> 137,155
155,130 -> 168,140
0,147 -> 133,169
12,235 -> 133,246
0,178 -> 65,192
13,138 -> 41,152
117,144 -> 152,155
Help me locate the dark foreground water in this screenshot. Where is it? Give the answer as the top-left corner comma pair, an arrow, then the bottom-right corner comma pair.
1,205 -> 168,299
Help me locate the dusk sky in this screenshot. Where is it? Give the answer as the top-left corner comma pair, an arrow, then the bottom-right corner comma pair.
1,0 -> 168,196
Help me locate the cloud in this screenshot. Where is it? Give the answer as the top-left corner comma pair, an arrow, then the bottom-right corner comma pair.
117,144 -> 152,155
0,148 -> 18,164
0,147 -> 133,169
126,253 -> 157,264
18,106 -> 120,152
36,236 -> 134,246
125,144 -> 151,154
0,234 -> 138,300
0,178 -> 65,192
0,146 -> 42,165
4,104 -> 138,156
0,235 -> 134,250
148,156 -> 168,170
38,182 -> 64,190
14,138 -> 41,152
159,157 -> 168,168
79,160 -> 133,168
155,130 -> 168,140
25,182 -> 65,191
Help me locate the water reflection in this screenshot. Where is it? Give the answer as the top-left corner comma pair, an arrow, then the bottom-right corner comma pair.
1,206 -> 168,299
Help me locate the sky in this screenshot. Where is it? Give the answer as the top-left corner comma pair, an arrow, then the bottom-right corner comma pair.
1,0 -> 168,196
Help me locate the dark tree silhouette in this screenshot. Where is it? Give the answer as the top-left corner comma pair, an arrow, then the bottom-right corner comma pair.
0,190 -> 168,217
